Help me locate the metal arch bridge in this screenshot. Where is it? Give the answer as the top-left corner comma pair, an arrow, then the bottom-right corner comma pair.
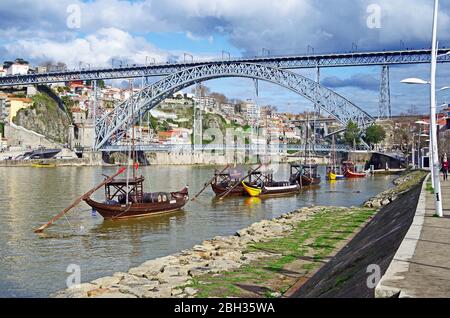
1,48 -> 450,86
94,62 -> 374,149
101,143 -> 357,153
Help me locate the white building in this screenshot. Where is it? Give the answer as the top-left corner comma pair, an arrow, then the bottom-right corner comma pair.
242,100 -> 260,122
6,63 -> 29,76
0,66 -> 6,77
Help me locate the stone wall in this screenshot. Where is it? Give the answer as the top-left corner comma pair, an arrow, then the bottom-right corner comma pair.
4,123 -> 60,149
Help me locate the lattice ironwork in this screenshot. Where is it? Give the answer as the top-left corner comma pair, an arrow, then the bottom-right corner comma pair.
94,63 -> 375,149
1,49 -> 449,87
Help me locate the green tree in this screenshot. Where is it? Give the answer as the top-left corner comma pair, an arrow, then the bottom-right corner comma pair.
343,121 -> 360,146
364,124 -> 386,146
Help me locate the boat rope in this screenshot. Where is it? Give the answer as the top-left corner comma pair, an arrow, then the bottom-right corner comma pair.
111,204 -> 133,220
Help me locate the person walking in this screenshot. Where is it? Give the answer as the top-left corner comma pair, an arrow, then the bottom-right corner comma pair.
442,154 -> 449,181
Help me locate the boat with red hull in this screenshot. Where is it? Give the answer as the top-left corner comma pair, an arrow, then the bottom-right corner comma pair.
342,161 -> 367,178
84,176 -> 189,220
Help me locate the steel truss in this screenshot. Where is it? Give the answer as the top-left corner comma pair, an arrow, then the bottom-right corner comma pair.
1,49 -> 450,87
94,63 -> 375,149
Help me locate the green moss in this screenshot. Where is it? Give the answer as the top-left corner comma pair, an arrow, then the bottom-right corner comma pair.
187,207 -> 376,298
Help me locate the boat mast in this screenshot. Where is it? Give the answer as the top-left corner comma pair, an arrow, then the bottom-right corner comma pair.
304,114 -> 308,166
125,79 -> 134,205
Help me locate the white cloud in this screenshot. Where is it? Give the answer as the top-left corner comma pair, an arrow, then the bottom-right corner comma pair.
4,28 -> 170,67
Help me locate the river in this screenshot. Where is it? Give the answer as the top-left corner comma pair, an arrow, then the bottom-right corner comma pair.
0,164 -> 395,297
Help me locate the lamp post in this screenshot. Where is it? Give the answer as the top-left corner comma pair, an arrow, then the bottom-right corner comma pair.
399,0 -> 444,217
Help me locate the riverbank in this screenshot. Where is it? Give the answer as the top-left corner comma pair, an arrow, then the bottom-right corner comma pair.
53,205 -> 376,298
52,170 -> 426,298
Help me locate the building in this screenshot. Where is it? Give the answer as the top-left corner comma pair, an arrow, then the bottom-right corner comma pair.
194,96 -> 217,111
158,128 -> 191,144
0,66 -> 6,77
8,97 -> 33,123
0,93 -> 10,123
6,63 -> 29,76
68,108 -> 94,150
241,100 -> 260,123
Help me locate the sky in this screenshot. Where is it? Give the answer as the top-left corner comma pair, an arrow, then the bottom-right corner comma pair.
2,0 -> 450,116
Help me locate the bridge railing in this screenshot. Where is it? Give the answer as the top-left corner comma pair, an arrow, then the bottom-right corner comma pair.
100,143 -> 357,153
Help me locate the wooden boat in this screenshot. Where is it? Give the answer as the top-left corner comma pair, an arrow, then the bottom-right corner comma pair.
327,135 -> 344,181
242,181 -> 300,197
84,176 -> 189,220
242,172 -> 300,197
210,167 -> 261,197
84,111 -> 189,220
342,161 -> 367,178
32,162 -> 56,168
290,164 -> 321,186
327,171 -> 345,181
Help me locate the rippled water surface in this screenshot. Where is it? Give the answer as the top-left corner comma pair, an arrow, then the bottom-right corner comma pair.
0,164 -> 395,297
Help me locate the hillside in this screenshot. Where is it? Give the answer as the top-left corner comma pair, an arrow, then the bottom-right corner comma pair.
13,93 -> 71,144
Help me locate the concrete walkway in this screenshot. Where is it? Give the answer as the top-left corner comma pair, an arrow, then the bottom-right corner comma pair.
376,175 -> 450,298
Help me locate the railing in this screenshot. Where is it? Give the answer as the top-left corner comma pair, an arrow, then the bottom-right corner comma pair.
100,143 -> 359,153
2,48 -> 450,87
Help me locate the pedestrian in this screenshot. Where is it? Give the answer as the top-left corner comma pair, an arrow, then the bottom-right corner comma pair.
442,154 -> 449,181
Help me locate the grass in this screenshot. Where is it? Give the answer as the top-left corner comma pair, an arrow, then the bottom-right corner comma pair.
183,207 -> 376,298
426,182 -> 434,194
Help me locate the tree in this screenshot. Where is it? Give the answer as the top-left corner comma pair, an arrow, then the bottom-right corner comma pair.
343,121 -> 360,146
364,124 -> 386,146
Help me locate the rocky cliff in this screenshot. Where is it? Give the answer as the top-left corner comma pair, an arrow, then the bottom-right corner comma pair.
13,93 -> 71,144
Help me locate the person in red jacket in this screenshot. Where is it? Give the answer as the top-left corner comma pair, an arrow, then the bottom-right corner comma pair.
442,155 -> 449,181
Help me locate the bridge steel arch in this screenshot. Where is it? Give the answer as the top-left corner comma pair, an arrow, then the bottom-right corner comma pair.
94,63 -> 375,149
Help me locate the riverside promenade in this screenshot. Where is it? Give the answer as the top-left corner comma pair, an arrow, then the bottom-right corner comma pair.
376,175 -> 450,298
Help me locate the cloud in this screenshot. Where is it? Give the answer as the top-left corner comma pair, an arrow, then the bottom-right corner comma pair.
4,28 -> 171,67
321,74 -> 380,91
2,0 -> 450,56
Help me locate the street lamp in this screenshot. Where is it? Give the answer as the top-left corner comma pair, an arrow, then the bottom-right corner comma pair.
399,0 -> 444,217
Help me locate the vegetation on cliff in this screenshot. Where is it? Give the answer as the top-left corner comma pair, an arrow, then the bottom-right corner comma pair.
13,93 -> 71,144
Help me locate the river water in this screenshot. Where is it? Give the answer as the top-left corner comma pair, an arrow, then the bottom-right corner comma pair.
0,164 -> 395,297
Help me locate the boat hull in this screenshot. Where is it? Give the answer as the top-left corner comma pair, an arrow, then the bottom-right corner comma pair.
327,172 -> 345,181
211,183 -> 247,196
344,170 -> 366,178
84,188 -> 189,220
32,163 -> 56,168
301,175 -> 321,186
242,182 -> 300,197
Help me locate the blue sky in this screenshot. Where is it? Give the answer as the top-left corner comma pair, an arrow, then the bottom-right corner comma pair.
1,0 -> 450,116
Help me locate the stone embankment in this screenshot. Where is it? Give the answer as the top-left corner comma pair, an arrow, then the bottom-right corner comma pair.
364,170 -> 428,209
53,207 -> 326,298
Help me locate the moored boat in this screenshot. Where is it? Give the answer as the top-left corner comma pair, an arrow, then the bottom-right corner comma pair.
32,162 -> 56,168
342,161 -> 367,178
242,171 -> 300,197
242,181 -> 300,197
210,167 -> 261,197
327,136 -> 344,181
84,176 -> 189,220
327,171 -> 345,181
290,164 -> 321,186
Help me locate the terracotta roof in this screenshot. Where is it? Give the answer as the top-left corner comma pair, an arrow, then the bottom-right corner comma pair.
9,97 -> 32,102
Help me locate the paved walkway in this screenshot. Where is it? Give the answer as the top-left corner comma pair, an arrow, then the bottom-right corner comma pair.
376,175 -> 450,298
